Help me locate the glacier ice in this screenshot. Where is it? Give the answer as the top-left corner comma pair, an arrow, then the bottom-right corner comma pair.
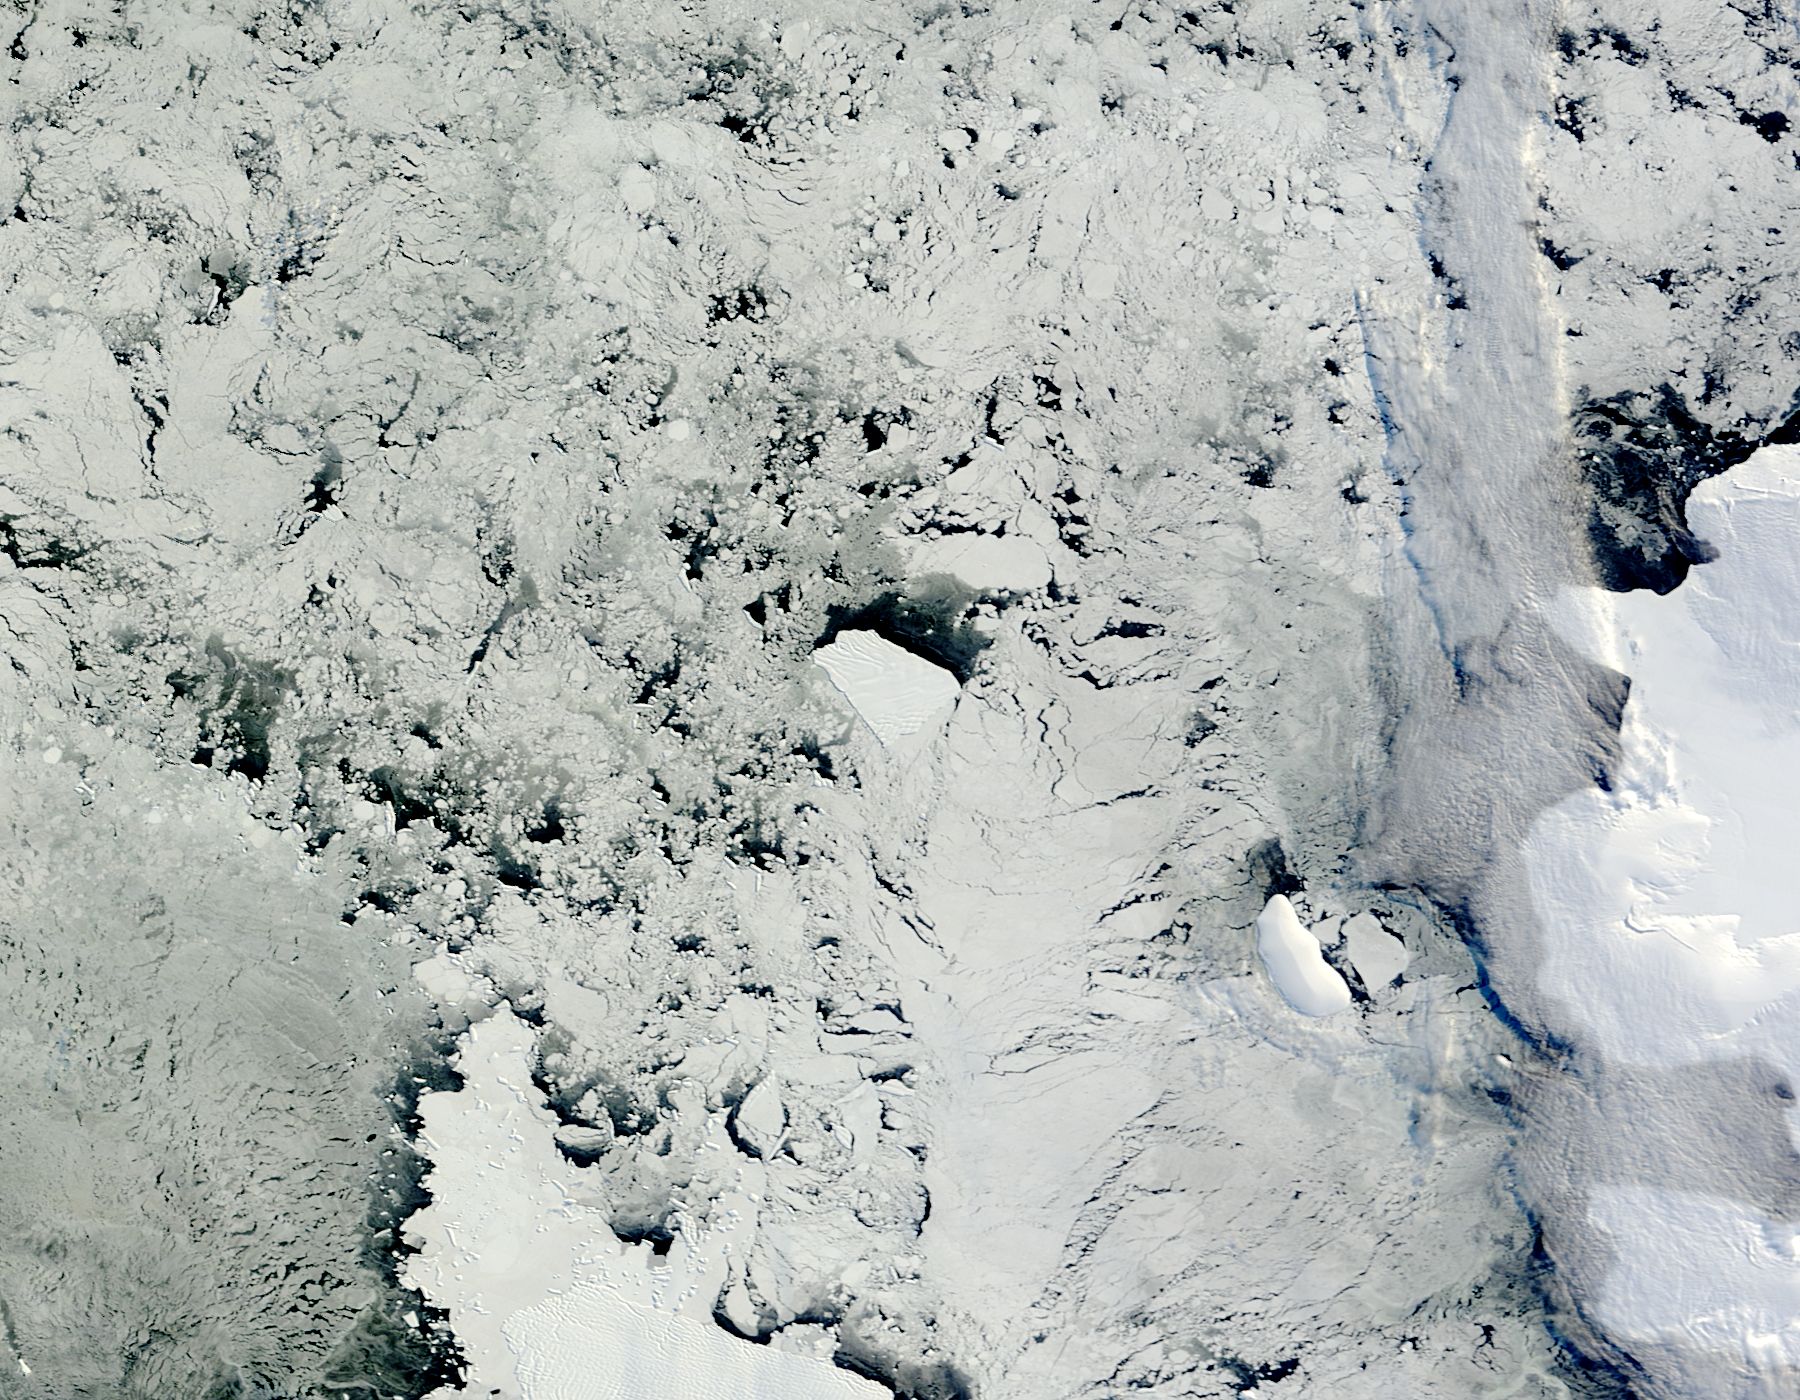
1518,447 -> 1800,1395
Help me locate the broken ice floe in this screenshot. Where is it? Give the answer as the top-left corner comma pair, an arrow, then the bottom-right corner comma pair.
812,630 -> 959,749
728,1078 -> 787,1160
404,1009 -> 882,1400
1256,895 -> 1353,1017
1341,912 -> 1410,991
909,532 -> 1052,593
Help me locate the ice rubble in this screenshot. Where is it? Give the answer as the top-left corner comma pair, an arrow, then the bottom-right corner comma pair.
1523,446 -> 1800,1388
1538,0 -> 1800,494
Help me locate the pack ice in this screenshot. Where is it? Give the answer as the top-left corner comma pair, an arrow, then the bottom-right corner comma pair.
4,0 -> 1794,1396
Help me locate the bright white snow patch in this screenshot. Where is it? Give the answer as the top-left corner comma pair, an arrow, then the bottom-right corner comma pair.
1255,895 -> 1353,1017
813,630 -> 959,749
403,1008 -> 882,1400
1588,1184 -> 1800,1375
1524,445 -> 1800,1376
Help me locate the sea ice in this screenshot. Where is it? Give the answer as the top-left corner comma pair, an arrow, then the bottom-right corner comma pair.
6,0 -> 1732,1392
403,1009 -> 883,1400
909,533 -> 1053,593
1342,913 -> 1409,992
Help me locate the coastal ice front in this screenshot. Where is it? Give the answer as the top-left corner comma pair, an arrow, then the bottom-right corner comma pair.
1524,446 -> 1800,1395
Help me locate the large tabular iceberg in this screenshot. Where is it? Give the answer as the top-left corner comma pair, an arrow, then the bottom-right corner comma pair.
813,630 -> 960,751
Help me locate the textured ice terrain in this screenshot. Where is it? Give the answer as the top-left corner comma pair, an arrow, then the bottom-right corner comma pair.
402,1006 -> 883,1400
812,631 -> 959,750
2,0 -> 1797,1396
1523,446 -> 1800,1397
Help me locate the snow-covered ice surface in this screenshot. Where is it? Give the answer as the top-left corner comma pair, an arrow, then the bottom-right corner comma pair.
1349,3 -> 1800,1394
402,1006 -> 883,1400
1522,447 -> 1800,1397
1528,451 -> 1800,1075
813,631 -> 959,750
3,0 -> 1798,1396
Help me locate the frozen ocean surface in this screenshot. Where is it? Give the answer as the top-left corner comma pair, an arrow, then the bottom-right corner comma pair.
404,1007 -> 884,1400
2,0 -> 1798,1396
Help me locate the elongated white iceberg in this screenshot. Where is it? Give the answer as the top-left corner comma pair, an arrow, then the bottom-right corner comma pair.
1256,895 -> 1353,1017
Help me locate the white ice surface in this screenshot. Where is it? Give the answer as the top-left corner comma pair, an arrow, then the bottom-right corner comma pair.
1341,913 -> 1409,991
1255,895 -> 1352,1017
813,631 -> 959,750
402,1009 -> 881,1400
1588,1184 -> 1800,1380
909,533 -> 1053,593
1524,445 -> 1800,1374
1527,446 -> 1800,1069
0,2 -> 1619,1390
